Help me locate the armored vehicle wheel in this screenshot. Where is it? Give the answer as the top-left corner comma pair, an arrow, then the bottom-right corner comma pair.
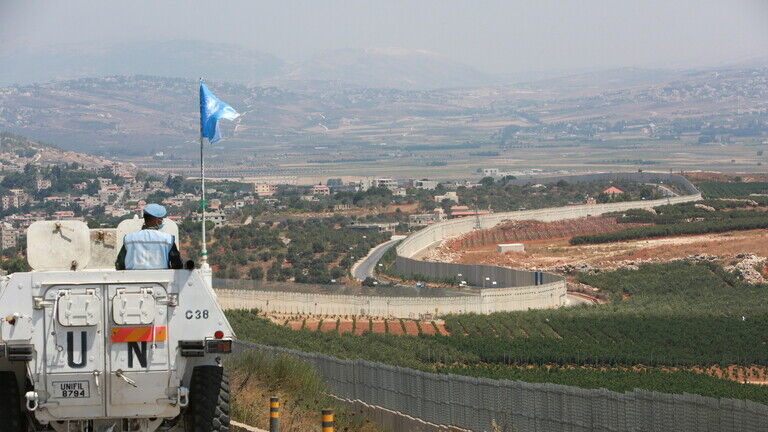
0,372 -> 25,432
184,366 -> 230,432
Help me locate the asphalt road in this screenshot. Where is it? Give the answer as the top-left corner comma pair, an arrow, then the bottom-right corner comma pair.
566,293 -> 597,306
351,236 -> 405,281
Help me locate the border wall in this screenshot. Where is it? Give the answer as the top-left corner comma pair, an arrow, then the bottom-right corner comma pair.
217,173 -> 699,318
215,278 -> 565,318
234,340 -> 768,432
396,172 -> 701,277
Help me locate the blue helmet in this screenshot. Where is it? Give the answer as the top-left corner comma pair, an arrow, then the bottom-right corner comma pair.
143,203 -> 167,218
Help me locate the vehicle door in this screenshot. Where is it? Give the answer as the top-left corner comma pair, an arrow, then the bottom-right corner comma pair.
106,283 -> 175,418
42,284 -> 105,419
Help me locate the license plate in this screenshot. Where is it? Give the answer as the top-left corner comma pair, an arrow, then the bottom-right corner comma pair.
53,380 -> 90,398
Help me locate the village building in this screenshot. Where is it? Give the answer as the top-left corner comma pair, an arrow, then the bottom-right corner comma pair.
1,190 -> 30,210
0,222 -> 22,250
449,205 -> 491,219
254,183 -> 278,197
434,191 -> 459,203
408,208 -> 446,227
311,184 -> 331,195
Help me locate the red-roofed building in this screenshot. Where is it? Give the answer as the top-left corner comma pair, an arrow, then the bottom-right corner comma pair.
603,187 -> 624,195
311,184 -> 330,195
450,209 -> 491,219
449,205 -> 491,219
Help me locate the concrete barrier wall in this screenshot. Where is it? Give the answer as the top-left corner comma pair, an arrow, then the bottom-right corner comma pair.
383,173 -> 700,315
218,173 -> 697,318
216,279 -> 566,318
397,173 -> 700,259
394,257 -> 561,286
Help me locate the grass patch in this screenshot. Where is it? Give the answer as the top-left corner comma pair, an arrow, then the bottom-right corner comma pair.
226,350 -> 384,432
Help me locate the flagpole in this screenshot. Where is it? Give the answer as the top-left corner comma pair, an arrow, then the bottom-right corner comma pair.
200,134 -> 208,267
197,78 -> 237,284
199,77 -> 209,272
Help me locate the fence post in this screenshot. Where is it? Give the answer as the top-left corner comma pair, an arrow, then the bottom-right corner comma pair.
322,408 -> 334,432
269,397 -> 279,432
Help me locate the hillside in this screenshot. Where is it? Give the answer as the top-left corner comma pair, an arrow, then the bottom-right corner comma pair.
0,132 -> 123,171
275,47 -> 497,90
1,65 -> 766,178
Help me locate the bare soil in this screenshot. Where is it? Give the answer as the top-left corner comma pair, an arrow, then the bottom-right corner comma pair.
272,314 -> 449,336
442,228 -> 768,271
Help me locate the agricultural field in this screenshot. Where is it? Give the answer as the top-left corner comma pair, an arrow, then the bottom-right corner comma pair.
451,216 -> 644,249
274,315 -> 449,336
569,198 -> 768,245
228,261 -> 768,405
697,181 -> 768,198
181,216 -> 390,281
440,198 -> 768,272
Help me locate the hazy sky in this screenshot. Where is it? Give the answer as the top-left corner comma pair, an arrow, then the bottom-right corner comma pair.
2,0 -> 767,73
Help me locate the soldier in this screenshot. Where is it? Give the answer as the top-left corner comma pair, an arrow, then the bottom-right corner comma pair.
116,203 -> 184,270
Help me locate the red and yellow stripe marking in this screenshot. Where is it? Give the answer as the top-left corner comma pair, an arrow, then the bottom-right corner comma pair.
111,326 -> 167,343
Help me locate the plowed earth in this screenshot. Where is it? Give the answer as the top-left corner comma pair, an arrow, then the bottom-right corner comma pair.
441,220 -> 768,271
450,216 -> 645,249
273,315 -> 449,336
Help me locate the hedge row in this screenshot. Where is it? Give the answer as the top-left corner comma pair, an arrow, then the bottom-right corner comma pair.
570,216 -> 768,245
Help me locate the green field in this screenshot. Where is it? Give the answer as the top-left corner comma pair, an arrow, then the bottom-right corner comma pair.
229,261 -> 768,404
697,182 -> 768,198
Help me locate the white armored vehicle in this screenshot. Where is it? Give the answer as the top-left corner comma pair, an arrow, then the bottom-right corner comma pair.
0,219 -> 234,431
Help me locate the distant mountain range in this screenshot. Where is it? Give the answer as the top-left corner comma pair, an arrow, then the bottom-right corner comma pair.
0,41 -> 285,87
1,41 -> 496,90
3,40 -> 767,92
272,47 -> 498,90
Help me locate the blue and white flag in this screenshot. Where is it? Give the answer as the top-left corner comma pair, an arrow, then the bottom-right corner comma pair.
200,82 -> 240,143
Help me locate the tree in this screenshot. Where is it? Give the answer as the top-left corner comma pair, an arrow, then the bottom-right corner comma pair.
166,175 -> 184,194
331,266 -> 346,280
480,177 -> 495,187
1,257 -> 30,274
248,267 -> 264,281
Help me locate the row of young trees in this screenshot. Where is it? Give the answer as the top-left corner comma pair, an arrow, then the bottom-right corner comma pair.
697,182 -> 768,198
571,216 -> 768,245
572,196 -> 768,245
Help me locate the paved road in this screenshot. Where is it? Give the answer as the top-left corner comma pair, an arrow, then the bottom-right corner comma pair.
655,184 -> 679,197
351,236 -> 406,281
566,293 -> 596,306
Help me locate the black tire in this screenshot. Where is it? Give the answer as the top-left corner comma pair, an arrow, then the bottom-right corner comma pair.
184,366 -> 230,432
0,371 -> 24,432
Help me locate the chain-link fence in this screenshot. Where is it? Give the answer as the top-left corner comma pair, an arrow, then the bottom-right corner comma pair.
233,340 -> 768,432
